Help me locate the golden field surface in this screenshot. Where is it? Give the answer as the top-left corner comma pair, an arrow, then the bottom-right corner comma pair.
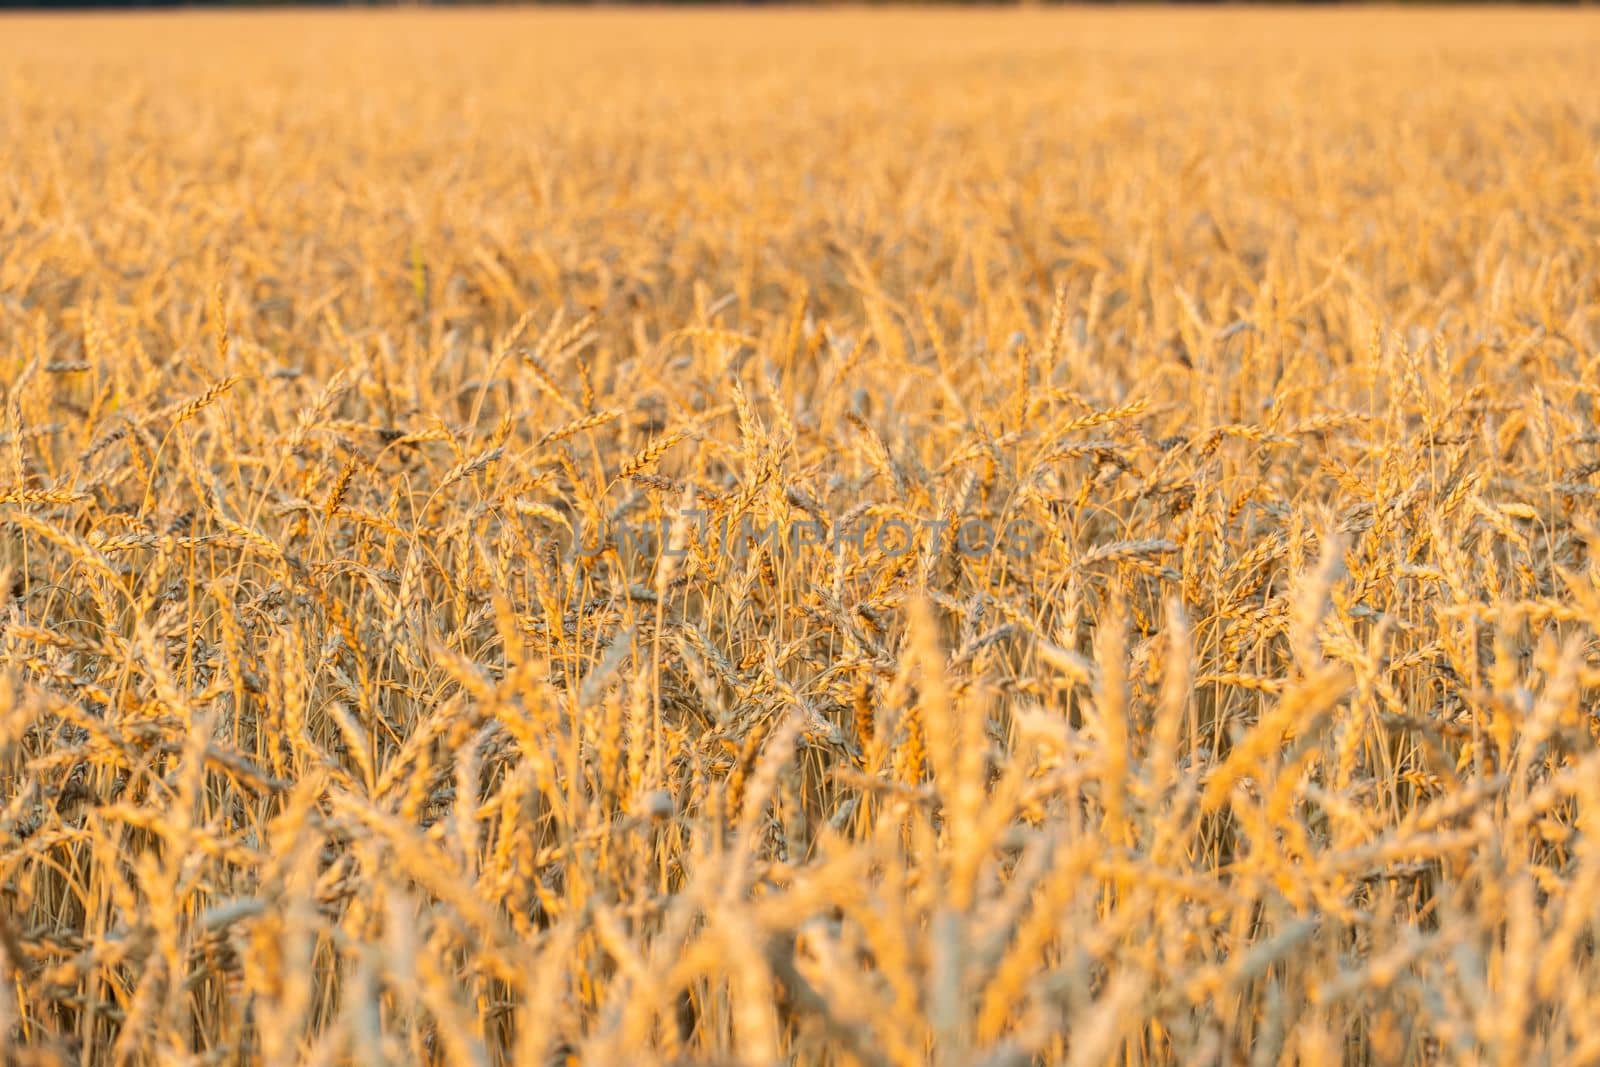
4,7 -> 1600,1064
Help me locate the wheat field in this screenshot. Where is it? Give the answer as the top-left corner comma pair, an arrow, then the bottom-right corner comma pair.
3,7 -> 1600,1065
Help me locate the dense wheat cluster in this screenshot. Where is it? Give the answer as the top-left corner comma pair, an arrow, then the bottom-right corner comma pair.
4,8 -> 1600,1064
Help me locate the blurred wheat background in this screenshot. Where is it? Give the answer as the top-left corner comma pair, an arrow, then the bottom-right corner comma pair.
4,8 -> 1600,1065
